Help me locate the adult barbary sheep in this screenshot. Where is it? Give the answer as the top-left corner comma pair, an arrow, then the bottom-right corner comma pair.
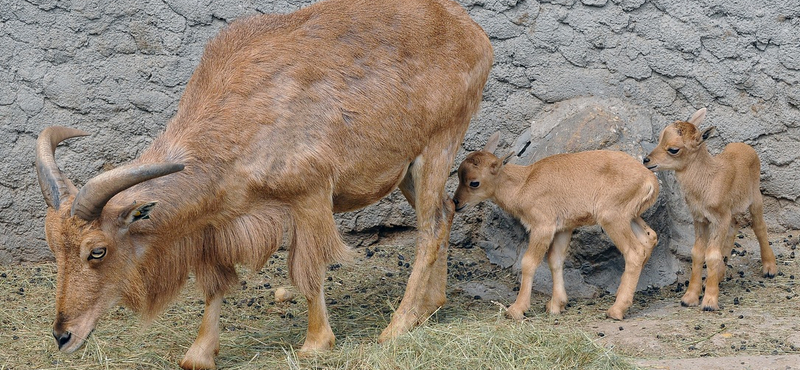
643,108 -> 777,311
35,0 -> 493,368
453,133 -> 659,320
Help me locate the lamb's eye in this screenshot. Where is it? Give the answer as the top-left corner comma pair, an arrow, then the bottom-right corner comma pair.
469,181 -> 480,188
88,247 -> 107,261
667,148 -> 680,155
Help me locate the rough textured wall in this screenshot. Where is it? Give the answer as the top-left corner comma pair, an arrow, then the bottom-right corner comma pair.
1,0 -> 799,265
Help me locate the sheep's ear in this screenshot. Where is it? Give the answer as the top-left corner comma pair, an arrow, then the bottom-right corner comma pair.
688,108 -> 707,126
483,132 -> 500,154
699,126 -> 716,144
118,201 -> 158,226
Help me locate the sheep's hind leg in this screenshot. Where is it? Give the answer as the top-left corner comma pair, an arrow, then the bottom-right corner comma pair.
380,136 -> 459,342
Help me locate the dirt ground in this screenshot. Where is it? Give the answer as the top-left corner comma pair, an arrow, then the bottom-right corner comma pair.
590,230 -> 800,370
377,228 -> 800,369
2,227 -> 798,369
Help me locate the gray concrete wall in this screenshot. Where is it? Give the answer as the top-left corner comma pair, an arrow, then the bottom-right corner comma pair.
2,0 -> 799,264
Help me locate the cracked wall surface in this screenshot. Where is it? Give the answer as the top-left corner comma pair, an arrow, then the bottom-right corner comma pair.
1,0 -> 799,264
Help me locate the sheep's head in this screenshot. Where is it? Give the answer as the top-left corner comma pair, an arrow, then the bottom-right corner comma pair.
36,127 -> 183,353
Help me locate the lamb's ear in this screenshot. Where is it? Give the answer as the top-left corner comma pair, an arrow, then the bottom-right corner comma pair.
118,201 -> 158,227
688,108 -> 707,126
483,132 -> 500,154
699,126 -> 716,144
500,150 -> 515,165
491,150 -> 515,175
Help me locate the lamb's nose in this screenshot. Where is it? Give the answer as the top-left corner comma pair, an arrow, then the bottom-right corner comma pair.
642,157 -> 650,164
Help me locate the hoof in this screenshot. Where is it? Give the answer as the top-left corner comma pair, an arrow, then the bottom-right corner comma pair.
606,308 -> 625,321
179,357 -> 216,370
506,305 -> 526,321
763,263 -> 778,278
545,299 -> 566,315
680,293 -> 700,307
300,334 -> 335,353
700,297 -> 719,311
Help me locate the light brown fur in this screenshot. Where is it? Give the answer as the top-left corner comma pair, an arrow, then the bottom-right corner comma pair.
36,1 -> 493,368
453,135 -> 659,321
643,108 -> 777,311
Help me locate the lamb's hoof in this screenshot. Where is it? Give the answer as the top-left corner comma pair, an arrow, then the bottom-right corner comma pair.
606,307 -> 625,321
700,297 -> 719,311
763,266 -> 777,278
680,293 -> 700,307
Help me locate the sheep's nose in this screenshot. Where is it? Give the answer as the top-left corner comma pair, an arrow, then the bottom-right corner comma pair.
642,157 -> 650,164
452,198 -> 460,206
53,329 -> 71,350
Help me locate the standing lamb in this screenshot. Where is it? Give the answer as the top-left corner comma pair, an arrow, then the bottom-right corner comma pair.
453,133 -> 659,320
643,108 -> 777,311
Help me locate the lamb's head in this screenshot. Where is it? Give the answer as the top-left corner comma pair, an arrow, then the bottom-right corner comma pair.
453,150 -> 507,212
643,108 -> 716,172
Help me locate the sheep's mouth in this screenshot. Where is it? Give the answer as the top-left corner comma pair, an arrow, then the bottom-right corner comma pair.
56,328 -> 95,353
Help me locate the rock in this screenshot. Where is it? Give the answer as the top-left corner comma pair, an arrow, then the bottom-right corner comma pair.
274,287 -> 294,303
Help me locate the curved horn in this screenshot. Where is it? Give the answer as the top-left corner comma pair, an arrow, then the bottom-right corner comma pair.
36,126 -> 90,209
71,163 -> 185,221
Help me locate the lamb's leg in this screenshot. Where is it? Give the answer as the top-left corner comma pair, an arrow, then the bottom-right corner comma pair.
750,197 -> 777,277
545,230 -> 571,315
507,225 -> 556,320
701,215 -> 733,311
604,220 -> 648,320
682,220 -> 709,307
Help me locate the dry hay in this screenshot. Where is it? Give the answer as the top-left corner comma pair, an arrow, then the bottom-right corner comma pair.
0,241 -> 634,370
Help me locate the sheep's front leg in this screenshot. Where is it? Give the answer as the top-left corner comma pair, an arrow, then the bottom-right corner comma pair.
302,274 -> 335,351
180,294 -> 223,370
682,220 -> 709,307
289,190 -> 347,352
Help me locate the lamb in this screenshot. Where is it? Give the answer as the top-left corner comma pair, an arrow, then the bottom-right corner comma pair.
643,108 -> 777,311
453,133 -> 659,320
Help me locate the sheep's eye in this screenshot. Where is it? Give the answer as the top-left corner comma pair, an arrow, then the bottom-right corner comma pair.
667,148 -> 680,155
469,181 -> 480,188
88,247 -> 107,261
